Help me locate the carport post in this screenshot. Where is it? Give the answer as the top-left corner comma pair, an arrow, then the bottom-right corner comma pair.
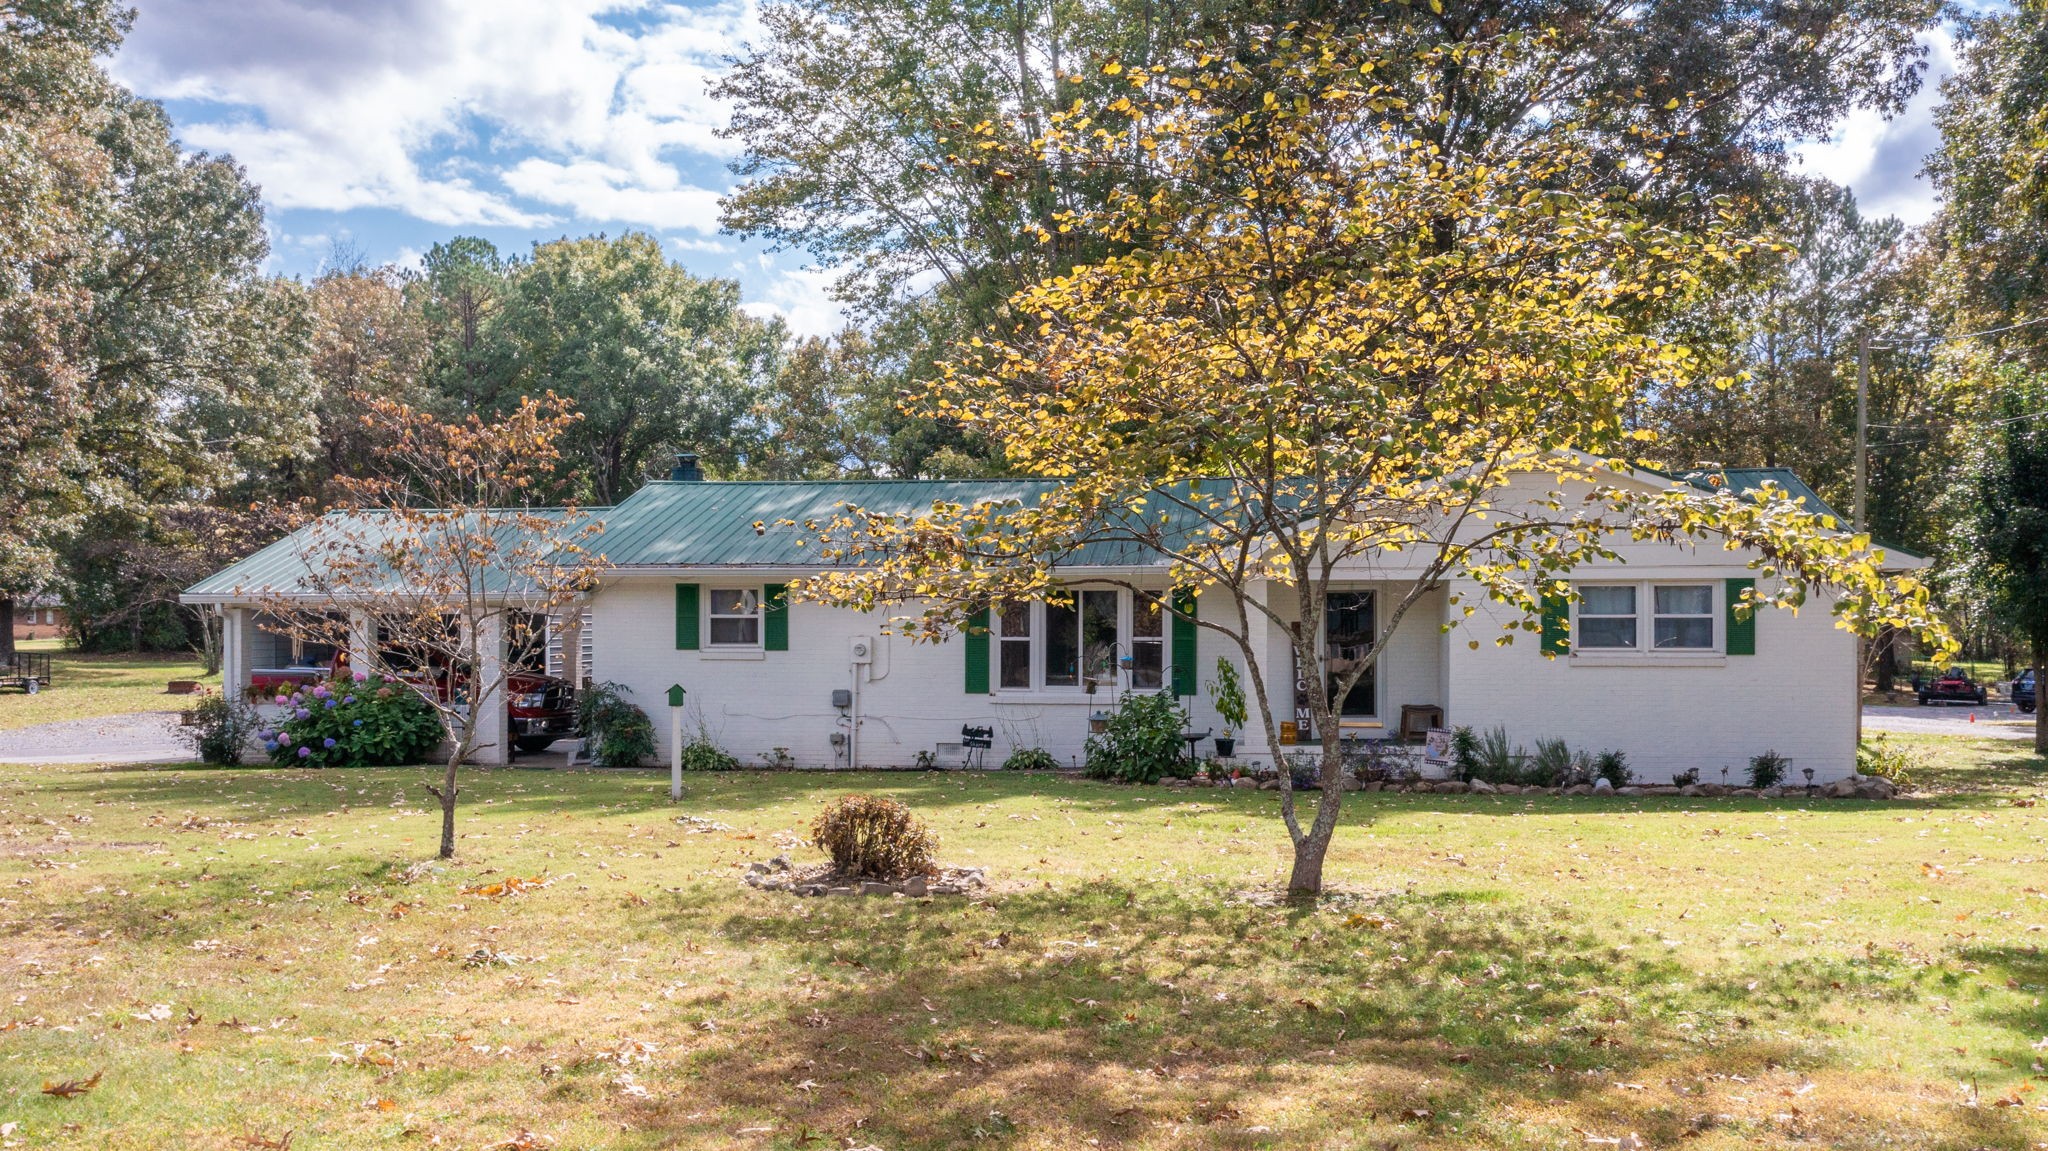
667,684 -> 687,801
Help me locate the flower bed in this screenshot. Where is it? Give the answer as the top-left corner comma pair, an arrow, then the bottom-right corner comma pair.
257,673 -> 443,767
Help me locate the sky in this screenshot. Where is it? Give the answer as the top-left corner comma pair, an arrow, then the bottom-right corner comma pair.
110,1 -> 1957,340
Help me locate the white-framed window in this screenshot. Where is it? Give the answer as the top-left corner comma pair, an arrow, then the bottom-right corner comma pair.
1576,585 -> 1638,649
1651,584 -> 1715,649
707,588 -> 762,647
1574,582 -> 1716,653
993,587 -> 1167,692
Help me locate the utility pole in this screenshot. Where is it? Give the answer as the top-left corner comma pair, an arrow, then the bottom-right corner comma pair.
1854,327 -> 1870,533
1854,327 -> 1871,739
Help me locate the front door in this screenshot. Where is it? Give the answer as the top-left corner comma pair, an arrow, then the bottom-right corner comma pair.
1325,591 -> 1377,718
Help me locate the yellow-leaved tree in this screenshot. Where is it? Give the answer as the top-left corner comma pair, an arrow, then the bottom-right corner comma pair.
793,27 -> 1953,894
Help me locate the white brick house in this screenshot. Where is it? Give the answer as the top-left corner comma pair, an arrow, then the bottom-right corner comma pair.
185,461 -> 1907,781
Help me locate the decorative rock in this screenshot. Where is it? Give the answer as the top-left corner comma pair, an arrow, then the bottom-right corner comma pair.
1468,779 -> 1498,795
1259,779 -> 1281,791
1361,781 -> 1384,792
795,884 -> 826,897
1678,784 -> 1704,797
1435,781 -> 1469,794
827,886 -> 856,897
769,855 -> 791,871
859,881 -> 894,896
1592,777 -> 1614,793
1731,788 -> 1759,798
1642,786 -> 1680,796
1232,777 -> 1258,790
1760,786 -> 1787,798
746,861 -> 772,876
1698,783 -> 1729,797
1495,783 -> 1522,794
1826,778 -> 1858,799
901,876 -> 928,897
1858,777 -> 1899,800
1565,783 -> 1593,796
1615,786 -> 1643,797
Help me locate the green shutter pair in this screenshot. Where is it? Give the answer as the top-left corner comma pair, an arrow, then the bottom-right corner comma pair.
674,583 -> 788,651
1539,577 -> 1756,656
960,590 -> 1198,695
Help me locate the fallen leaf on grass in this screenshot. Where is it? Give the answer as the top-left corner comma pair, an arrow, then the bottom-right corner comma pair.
42,1071 -> 101,1098
234,1131 -> 293,1149
483,1131 -> 553,1151
461,875 -> 550,898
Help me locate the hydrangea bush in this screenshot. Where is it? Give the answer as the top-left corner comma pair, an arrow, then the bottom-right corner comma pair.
259,673 -> 444,767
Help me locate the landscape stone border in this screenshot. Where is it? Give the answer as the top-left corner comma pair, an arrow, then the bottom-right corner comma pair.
1161,773 -> 1902,800
741,855 -> 990,897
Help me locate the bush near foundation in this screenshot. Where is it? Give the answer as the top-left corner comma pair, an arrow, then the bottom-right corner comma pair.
259,674 -> 442,767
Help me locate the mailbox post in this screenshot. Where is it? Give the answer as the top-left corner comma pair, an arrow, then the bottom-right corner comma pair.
666,684 -> 687,801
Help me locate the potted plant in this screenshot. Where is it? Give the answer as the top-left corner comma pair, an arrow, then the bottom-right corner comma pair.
1207,656 -> 1248,759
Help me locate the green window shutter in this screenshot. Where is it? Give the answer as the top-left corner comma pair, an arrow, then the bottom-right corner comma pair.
1725,578 -> 1756,655
675,583 -> 700,651
963,607 -> 990,694
1171,588 -> 1198,696
1540,588 -> 1571,656
763,583 -> 789,652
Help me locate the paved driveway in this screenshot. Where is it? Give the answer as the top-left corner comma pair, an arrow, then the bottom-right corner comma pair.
1863,701 -> 2037,741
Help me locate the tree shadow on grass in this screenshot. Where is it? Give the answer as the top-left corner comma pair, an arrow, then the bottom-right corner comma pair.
603,881 -> 2042,1151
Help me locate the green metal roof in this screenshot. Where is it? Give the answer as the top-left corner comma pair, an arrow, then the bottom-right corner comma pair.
182,507 -> 605,601
594,478 -> 1166,567
1675,467 -> 1843,521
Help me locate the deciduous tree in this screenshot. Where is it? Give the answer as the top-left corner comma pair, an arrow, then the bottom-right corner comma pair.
257,396 -> 607,859
791,29 -> 1951,895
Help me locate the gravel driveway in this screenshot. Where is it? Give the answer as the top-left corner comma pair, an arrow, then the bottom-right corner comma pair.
0,712 -> 190,765
1863,701 -> 2037,741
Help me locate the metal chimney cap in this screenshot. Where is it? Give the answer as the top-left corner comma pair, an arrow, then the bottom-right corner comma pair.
670,452 -> 702,481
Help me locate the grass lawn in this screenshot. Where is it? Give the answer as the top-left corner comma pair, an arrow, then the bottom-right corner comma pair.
0,641 -> 215,732
2,735 -> 2046,1149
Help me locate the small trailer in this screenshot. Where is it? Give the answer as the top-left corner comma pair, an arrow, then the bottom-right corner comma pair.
0,652 -> 53,693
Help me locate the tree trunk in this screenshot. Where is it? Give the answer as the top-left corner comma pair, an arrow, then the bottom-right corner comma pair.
0,597 -> 13,663
438,758 -> 460,860
2036,656 -> 2046,758
1287,826 -> 1332,895
1873,627 -> 1897,693
198,609 -> 223,675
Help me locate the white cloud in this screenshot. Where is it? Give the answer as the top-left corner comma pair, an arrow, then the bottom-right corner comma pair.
742,266 -> 844,339
1790,28 -> 1956,225
502,159 -> 724,231
114,0 -> 759,228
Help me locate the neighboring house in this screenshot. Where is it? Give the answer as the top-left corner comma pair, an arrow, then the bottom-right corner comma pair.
183,459 -> 1910,781
10,597 -> 67,642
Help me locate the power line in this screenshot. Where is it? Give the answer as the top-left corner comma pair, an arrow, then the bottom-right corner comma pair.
1872,313 -> 2048,349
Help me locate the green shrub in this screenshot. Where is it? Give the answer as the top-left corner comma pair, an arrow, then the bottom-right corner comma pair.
1594,749 -> 1632,788
1084,692 -> 1191,784
181,690 -> 258,766
810,794 -> 937,879
1458,725 -> 1525,784
1450,726 -> 1481,779
1857,737 -> 1918,787
1003,747 -> 1061,771
1672,767 -> 1700,787
1747,749 -> 1790,789
260,674 -> 443,767
677,740 -> 741,771
575,682 -> 657,768
1526,738 -> 1575,787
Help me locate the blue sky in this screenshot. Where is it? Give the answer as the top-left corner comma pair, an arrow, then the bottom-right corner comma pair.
110,0 -> 1957,340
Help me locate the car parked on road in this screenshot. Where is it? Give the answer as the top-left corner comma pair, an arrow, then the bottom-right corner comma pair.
2015,669 -> 2036,714
1918,668 -> 1989,706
